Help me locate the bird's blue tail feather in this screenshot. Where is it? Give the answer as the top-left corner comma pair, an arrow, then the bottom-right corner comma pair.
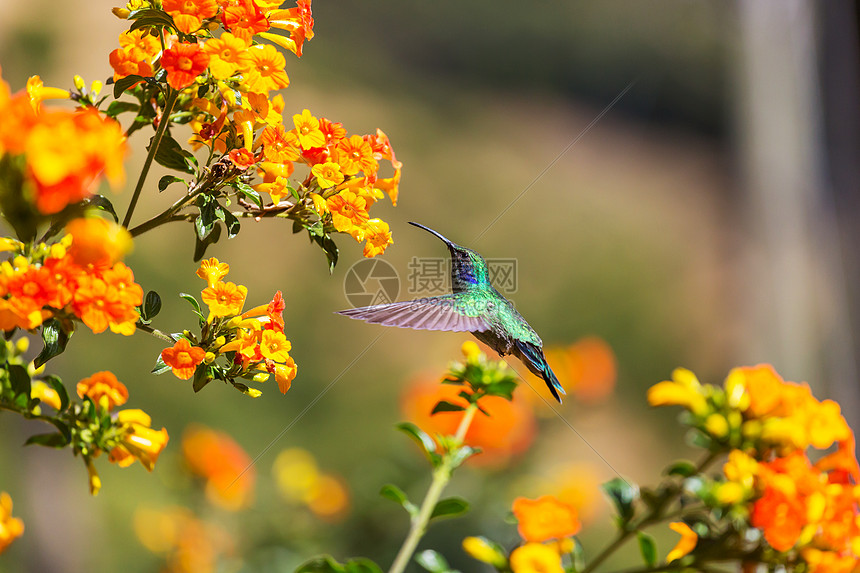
515,340 -> 566,402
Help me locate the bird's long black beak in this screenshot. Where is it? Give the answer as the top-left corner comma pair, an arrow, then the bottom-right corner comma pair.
408,222 -> 456,247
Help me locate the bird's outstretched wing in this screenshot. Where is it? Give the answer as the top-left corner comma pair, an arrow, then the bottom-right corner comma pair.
337,296 -> 491,332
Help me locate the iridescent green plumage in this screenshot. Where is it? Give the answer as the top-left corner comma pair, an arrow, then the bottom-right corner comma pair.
337,222 -> 565,402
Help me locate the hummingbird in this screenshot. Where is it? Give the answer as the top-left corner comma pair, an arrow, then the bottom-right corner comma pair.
337,222 -> 565,402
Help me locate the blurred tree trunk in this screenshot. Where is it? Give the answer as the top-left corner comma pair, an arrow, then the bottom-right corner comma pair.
735,0 -> 860,428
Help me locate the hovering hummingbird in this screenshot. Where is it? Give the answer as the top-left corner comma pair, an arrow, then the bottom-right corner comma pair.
337,222 -> 565,402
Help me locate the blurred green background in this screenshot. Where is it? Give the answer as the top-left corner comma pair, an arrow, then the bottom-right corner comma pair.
1,1 -> 859,572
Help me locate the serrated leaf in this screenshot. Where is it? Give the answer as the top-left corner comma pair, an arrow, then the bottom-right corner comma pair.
142,291 -> 162,321
42,375 -> 69,412
151,353 -> 172,375
8,364 -> 30,397
602,477 -> 639,523
430,497 -> 469,520
637,531 -> 657,567
665,460 -> 697,478
431,400 -> 466,415
414,550 -> 455,573
379,484 -> 418,517
25,432 -> 69,448
35,318 -> 72,368
158,175 -> 186,192
294,555 -> 346,573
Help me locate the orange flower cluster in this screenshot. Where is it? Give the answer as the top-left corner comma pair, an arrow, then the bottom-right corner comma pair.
111,1 -> 313,89
0,492 -> 23,555
134,505 -> 233,573
464,495 -> 580,573
108,408 -> 170,473
650,365 -> 860,571
160,258 -> 297,394
0,218 -> 141,334
182,424 -> 255,510
0,70 -> 127,215
72,370 -> 170,496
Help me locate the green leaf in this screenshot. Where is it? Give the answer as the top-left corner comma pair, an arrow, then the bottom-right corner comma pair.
42,375 -> 69,412
414,550 -> 456,573
602,477 -> 639,523
308,228 -> 338,272
294,555 -> 346,573
82,194 -> 119,222
430,497 -> 469,520
8,364 -> 30,397
158,175 -> 186,192
25,432 -> 69,448
396,422 -> 438,461
343,559 -> 383,573
431,400 -> 465,415
112,74 -> 145,98
193,220 -> 222,261
195,196 -> 217,239
448,445 -> 479,468
105,100 -> 140,119
192,365 -> 212,392
152,133 -> 197,174
222,209 -> 240,238
179,293 -> 203,316
665,460 -> 697,478
129,9 -> 177,31
35,319 -> 73,368
233,182 -> 263,209
637,531 -> 657,567
142,291 -> 162,321
484,379 -> 518,400
379,484 -> 418,517
151,354 -> 171,375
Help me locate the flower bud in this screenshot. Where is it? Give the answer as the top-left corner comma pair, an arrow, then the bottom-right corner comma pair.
112,7 -> 131,18
15,337 -> 29,354
462,537 -> 507,568
252,373 -> 269,383
74,75 -> 86,90
204,352 -> 216,364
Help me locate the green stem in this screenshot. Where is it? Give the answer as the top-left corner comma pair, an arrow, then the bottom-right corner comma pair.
388,404 -> 478,573
134,322 -> 177,343
122,88 -> 179,229
582,451 -> 720,573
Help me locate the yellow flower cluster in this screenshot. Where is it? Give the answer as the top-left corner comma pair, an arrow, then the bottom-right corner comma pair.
649,365 -> 860,571
159,258 -> 296,395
